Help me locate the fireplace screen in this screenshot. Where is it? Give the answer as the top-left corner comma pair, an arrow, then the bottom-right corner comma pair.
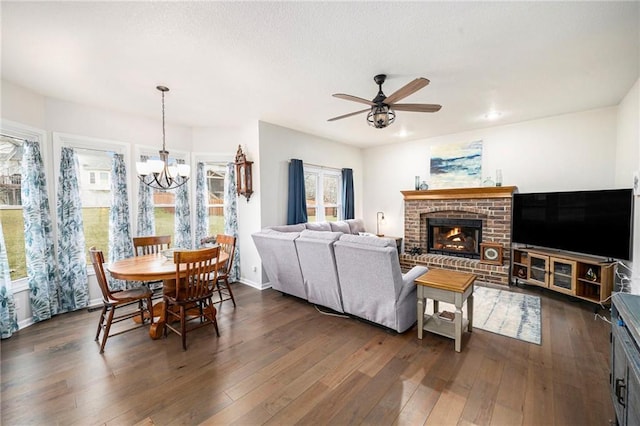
428,218 -> 482,258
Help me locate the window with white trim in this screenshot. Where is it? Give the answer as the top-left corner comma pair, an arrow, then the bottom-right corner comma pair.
304,165 -> 342,222
54,133 -> 128,265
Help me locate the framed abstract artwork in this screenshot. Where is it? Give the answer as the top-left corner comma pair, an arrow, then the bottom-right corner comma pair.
429,140 -> 482,188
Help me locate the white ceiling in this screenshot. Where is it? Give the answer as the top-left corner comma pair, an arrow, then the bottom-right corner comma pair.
1,1 -> 638,148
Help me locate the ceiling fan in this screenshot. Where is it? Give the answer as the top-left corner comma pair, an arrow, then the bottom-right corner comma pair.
328,74 -> 441,129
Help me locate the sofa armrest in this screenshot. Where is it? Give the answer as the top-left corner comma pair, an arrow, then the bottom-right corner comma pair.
399,266 -> 429,301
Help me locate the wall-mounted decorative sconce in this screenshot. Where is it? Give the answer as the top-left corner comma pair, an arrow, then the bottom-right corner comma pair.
376,211 -> 385,236
235,145 -> 253,201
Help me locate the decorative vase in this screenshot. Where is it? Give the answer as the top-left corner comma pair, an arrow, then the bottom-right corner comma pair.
419,181 -> 429,190
483,177 -> 495,187
415,176 -> 420,190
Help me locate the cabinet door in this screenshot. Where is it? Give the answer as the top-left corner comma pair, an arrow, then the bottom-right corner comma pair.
549,258 -> 576,295
627,366 -> 640,426
611,328 -> 627,425
528,253 -> 549,287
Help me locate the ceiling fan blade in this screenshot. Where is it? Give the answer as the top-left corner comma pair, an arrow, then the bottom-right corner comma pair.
327,108 -> 370,122
383,78 -> 430,105
332,93 -> 375,106
392,103 -> 442,113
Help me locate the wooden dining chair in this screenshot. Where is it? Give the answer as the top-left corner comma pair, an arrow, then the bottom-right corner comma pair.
163,247 -> 221,350
201,234 -> 237,307
89,247 -> 154,353
133,235 -> 171,256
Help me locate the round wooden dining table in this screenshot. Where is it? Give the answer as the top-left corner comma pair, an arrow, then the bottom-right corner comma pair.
107,250 -> 228,339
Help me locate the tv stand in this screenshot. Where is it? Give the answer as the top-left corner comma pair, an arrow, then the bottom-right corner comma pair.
511,247 -> 614,304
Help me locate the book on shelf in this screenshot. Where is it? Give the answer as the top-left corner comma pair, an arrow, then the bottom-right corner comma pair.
437,311 -> 455,321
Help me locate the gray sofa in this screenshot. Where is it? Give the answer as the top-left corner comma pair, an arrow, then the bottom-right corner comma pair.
251,220 -> 428,332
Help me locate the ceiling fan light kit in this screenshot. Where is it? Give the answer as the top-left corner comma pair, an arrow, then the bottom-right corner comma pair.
367,104 -> 395,129
329,74 -> 441,129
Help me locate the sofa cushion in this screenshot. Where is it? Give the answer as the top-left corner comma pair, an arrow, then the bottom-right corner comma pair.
305,222 -> 332,231
330,221 -> 351,234
300,229 -> 343,241
266,224 -> 306,232
346,219 -> 366,234
338,233 -> 395,248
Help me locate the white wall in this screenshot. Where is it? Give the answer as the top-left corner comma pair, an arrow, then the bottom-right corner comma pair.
616,78 -> 640,293
362,107 -> 620,239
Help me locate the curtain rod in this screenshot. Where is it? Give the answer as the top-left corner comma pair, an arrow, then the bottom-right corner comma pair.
67,145 -> 117,155
301,161 -> 341,171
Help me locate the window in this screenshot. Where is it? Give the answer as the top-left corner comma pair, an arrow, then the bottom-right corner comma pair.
138,149 -> 189,242
304,165 -> 342,222
0,136 -> 26,281
54,132 -> 128,266
205,162 -> 227,236
153,188 -> 175,238
75,148 -> 114,263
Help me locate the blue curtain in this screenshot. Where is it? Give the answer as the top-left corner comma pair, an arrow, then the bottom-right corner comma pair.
56,147 -> 89,312
224,162 -> 240,281
195,162 -> 209,247
341,168 -> 355,220
0,221 -> 18,338
174,169 -> 192,249
22,141 -> 60,321
136,155 -> 155,236
287,159 -> 307,225
108,153 -> 134,290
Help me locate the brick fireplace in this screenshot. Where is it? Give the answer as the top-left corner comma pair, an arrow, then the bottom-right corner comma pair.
399,186 -> 517,286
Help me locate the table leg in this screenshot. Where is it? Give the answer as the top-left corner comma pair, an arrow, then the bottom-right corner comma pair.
454,304 -> 462,353
468,293 -> 474,333
149,278 -> 175,340
417,296 -> 424,339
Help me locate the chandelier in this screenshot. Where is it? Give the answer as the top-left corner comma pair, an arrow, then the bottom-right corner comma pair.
136,86 -> 190,190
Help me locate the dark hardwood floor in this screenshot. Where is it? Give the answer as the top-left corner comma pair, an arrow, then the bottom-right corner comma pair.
1,283 -> 615,425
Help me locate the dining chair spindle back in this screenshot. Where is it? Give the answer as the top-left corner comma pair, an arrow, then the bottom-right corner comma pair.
163,246 -> 221,350
201,234 -> 237,307
89,247 -> 154,353
133,235 -> 171,256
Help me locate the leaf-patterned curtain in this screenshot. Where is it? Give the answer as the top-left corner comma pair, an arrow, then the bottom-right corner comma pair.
195,162 -> 209,247
136,155 -> 155,236
22,141 -> 60,321
174,170 -> 192,249
108,153 -> 134,290
0,221 -> 18,338
56,147 -> 89,312
224,162 -> 240,281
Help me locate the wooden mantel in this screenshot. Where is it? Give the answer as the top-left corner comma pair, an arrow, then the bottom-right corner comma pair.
401,186 -> 517,200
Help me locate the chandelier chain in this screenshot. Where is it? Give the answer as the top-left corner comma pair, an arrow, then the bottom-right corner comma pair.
161,89 -> 166,151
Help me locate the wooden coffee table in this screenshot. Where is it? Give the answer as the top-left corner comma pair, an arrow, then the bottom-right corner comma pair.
415,268 -> 476,352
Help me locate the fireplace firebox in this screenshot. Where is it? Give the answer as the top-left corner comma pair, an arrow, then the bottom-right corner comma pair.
427,218 -> 482,258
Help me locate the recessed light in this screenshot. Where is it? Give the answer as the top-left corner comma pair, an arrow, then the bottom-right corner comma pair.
484,111 -> 502,120
395,129 -> 411,138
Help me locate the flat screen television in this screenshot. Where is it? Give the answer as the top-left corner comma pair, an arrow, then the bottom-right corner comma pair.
512,188 -> 633,260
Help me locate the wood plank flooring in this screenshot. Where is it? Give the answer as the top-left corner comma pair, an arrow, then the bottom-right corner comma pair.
1,283 -> 615,425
